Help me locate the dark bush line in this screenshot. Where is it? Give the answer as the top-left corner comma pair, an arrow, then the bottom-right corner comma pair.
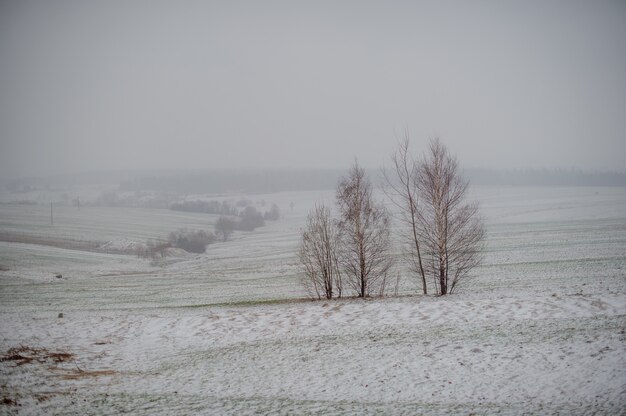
170,200 -> 238,216
139,229 -> 216,258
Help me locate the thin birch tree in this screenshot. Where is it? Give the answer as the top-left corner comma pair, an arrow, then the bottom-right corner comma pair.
415,138 -> 485,294
383,133 -> 428,294
298,204 -> 342,299
336,161 -> 393,297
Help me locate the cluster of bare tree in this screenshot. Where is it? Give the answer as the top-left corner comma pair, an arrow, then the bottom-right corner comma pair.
300,137 -> 484,298
214,203 -> 281,242
171,199 -> 280,223
139,228 -> 216,259
385,136 -> 485,295
299,162 -> 393,299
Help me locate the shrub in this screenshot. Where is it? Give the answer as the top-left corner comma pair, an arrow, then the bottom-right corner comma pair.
264,203 -> 280,221
168,229 -> 215,253
236,206 -> 265,231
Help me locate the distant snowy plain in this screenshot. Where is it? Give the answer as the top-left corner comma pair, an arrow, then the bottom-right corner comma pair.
1,186 -> 625,414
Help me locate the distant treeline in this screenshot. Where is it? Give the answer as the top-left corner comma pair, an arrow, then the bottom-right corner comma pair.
3,168 -> 626,194
120,169 -> 626,192
170,199 -> 238,216
170,199 -> 281,224
118,169 -> 344,194
464,168 -> 626,187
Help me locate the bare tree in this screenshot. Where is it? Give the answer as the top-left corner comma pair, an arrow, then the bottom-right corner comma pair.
215,216 -> 236,241
415,138 -> 484,295
383,133 -> 428,294
336,161 -> 393,297
298,204 -> 342,300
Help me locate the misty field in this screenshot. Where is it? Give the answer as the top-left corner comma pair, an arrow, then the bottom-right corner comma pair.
1,186 -> 625,415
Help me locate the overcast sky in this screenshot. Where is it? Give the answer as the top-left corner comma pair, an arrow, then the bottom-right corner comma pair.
1,0 -> 625,179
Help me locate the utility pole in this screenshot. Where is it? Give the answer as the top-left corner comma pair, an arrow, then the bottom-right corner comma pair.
50,202 -> 53,226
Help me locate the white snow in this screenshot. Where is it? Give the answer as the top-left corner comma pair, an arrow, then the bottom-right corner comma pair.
1,186 -> 625,414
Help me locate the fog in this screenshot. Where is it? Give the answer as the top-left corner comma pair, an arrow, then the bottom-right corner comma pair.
1,0 -> 625,180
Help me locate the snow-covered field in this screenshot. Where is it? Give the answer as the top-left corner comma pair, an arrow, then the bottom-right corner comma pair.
1,186 -> 625,414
